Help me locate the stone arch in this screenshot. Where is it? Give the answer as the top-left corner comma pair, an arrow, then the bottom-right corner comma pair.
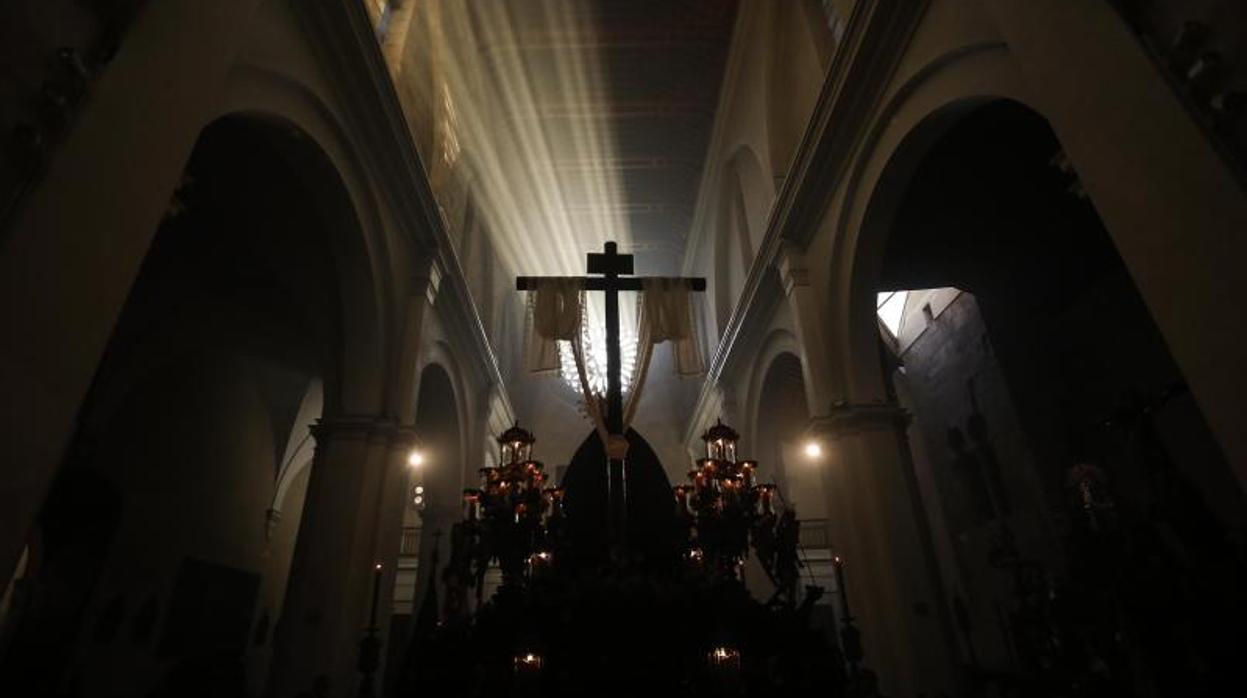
827,41 -> 1020,400
838,93 -> 1247,692
829,37 -> 1247,485
412,359 -> 467,508
842,97 -> 999,400
750,349 -> 823,520
216,67 -> 395,415
407,360 -> 464,625
170,107 -> 387,420
743,327 -> 803,444
0,107 -> 391,695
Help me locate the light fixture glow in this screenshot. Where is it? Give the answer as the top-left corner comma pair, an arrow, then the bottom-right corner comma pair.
804,441 -> 823,459
558,324 -> 637,396
407,450 -> 424,468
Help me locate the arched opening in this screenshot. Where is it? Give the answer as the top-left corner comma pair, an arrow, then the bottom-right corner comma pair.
754,352 -> 810,504
388,361 -> 463,689
852,99 -> 1247,694
750,350 -> 836,642
0,114 -> 376,697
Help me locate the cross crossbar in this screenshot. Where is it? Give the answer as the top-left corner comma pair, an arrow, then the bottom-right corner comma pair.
515,277 -> 707,292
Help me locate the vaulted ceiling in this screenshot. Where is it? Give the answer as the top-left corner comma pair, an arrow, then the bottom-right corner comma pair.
448,0 -> 738,276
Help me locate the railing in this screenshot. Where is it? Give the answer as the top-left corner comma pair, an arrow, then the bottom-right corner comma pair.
399,526 -> 420,557
794,518 -> 836,606
1107,0 -> 1247,177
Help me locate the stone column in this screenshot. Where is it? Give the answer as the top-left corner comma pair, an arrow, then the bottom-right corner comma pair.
811,403 -> 957,698
267,415 -> 416,698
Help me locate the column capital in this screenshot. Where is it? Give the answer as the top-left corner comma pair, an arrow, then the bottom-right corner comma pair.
808,401 -> 909,440
776,242 -> 811,297
310,415 -> 417,448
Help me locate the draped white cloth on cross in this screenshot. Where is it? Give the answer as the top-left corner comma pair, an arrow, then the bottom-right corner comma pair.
525,278 -> 581,374
641,277 -> 703,375
622,278 -> 704,426
525,277 -> 703,443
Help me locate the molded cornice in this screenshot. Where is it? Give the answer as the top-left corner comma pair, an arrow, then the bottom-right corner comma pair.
294,0 -> 513,420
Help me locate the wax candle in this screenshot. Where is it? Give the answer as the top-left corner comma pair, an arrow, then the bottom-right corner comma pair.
833,555 -> 851,619
369,563 -> 382,627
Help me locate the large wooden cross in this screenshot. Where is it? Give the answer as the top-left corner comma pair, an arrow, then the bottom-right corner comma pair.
517,241 -> 706,545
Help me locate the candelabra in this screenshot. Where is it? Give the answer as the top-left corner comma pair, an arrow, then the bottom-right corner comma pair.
458,423 -> 565,590
674,419 -> 787,585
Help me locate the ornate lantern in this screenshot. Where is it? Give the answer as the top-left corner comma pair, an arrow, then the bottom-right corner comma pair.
498,421 -> 535,466
702,418 -> 739,463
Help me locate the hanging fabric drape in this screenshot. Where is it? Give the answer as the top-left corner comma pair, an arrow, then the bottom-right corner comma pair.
526,280 -> 613,448
527,276 -> 703,456
621,278 -> 705,428
525,278 -> 582,374
643,277 -> 703,377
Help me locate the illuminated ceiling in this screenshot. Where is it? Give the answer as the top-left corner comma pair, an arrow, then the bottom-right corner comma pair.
433,0 -> 738,277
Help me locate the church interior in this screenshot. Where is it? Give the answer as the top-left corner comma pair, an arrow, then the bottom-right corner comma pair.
2,1 -> 1246,697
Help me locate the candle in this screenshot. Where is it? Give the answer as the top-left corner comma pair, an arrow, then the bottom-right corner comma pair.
740,461 -> 755,489
674,485 -> 690,514
759,485 -> 775,515
513,652 -> 543,675
369,563 -> 383,628
833,555 -> 851,619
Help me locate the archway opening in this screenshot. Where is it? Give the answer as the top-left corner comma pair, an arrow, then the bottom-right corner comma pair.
387,362 -> 463,691
751,352 -> 834,610
859,99 -> 1246,694
0,115 -> 369,697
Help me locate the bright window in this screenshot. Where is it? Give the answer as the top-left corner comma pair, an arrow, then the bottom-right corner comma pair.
876,291 -> 908,336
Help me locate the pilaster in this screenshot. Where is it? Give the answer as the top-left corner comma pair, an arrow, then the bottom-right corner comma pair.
777,244 -> 836,416
267,415 -> 416,698
808,401 -> 957,698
